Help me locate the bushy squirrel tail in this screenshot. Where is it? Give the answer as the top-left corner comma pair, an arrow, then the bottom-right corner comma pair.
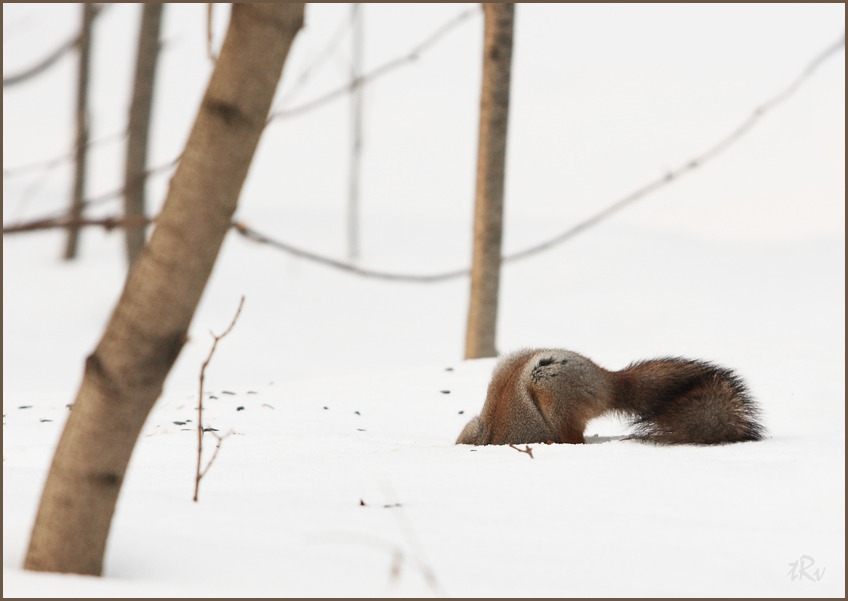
612,358 -> 764,445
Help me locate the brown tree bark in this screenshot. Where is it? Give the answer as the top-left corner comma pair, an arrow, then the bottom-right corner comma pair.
465,3 -> 514,359
124,3 -> 164,267
63,3 -> 96,260
24,4 -> 305,576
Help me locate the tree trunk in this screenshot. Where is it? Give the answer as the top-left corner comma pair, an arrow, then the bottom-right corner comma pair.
465,3 -> 514,359
63,2 -> 95,260
24,4 -> 305,576
124,3 -> 164,267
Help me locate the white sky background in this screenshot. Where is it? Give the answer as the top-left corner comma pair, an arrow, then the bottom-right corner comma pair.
3,3 -> 845,253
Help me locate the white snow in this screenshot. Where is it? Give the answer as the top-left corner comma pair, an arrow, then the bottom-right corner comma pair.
3,3 -> 845,597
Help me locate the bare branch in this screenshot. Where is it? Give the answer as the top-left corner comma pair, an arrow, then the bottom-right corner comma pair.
3,155 -> 180,230
197,428 -> 233,480
84,156 -> 181,207
2,4 -> 108,88
3,131 -> 127,179
500,32 -> 845,264
247,33 -> 847,281
232,221 -> 468,282
3,215 -> 153,235
3,36 -> 79,88
266,7 -> 479,124
274,10 -> 352,108
194,295 -> 245,502
5,34 -> 843,283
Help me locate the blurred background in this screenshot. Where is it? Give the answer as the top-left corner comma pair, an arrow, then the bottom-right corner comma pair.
3,4 -> 845,437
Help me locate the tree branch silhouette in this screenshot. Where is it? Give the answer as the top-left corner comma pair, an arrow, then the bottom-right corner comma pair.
2,4 -> 108,88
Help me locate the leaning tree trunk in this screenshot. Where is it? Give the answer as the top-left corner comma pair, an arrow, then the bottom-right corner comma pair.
465,3 -> 514,359
24,4 -> 305,576
123,3 -> 164,267
63,2 -> 95,260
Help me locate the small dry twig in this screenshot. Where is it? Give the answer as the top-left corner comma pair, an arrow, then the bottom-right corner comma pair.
3,155 -> 181,234
3,215 -> 153,234
509,443 -> 534,459
194,295 -> 245,502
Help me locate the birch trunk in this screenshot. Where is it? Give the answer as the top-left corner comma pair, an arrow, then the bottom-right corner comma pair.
24,4 -> 305,576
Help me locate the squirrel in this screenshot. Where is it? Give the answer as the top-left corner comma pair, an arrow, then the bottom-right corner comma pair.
456,348 -> 764,446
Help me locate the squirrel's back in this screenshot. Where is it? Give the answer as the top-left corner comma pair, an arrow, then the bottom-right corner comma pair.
456,349 -> 764,446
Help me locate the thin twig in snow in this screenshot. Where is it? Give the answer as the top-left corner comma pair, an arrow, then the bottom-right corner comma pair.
509,443 -> 534,459
194,295 -> 245,502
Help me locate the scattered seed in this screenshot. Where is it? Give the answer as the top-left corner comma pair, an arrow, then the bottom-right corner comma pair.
39,419 -> 52,423
360,499 -> 366,506
458,410 -> 464,414
354,411 -> 361,416
208,396 -> 217,400
203,427 -> 219,432
262,403 -> 275,409
247,391 -> 257,395
445,367 -> 454,371
440,390 -> 450,394
221,391 -> 236,395
357,428 -> 366,432
236,406 -> 245,411
173,421 -> 187,425
182,428 -> 193,431
323,406 -> 329,410
18,406 -> 32,410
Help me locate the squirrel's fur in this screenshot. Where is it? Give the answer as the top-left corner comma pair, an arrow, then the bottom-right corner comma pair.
456,349 -> 764,446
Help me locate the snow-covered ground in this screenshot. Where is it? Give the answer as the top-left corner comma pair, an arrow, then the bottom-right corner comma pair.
4,223 -> 844,597
4,3 -> 845,597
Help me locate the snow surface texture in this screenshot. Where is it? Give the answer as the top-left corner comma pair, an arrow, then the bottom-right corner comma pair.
3,3 -> 845,598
